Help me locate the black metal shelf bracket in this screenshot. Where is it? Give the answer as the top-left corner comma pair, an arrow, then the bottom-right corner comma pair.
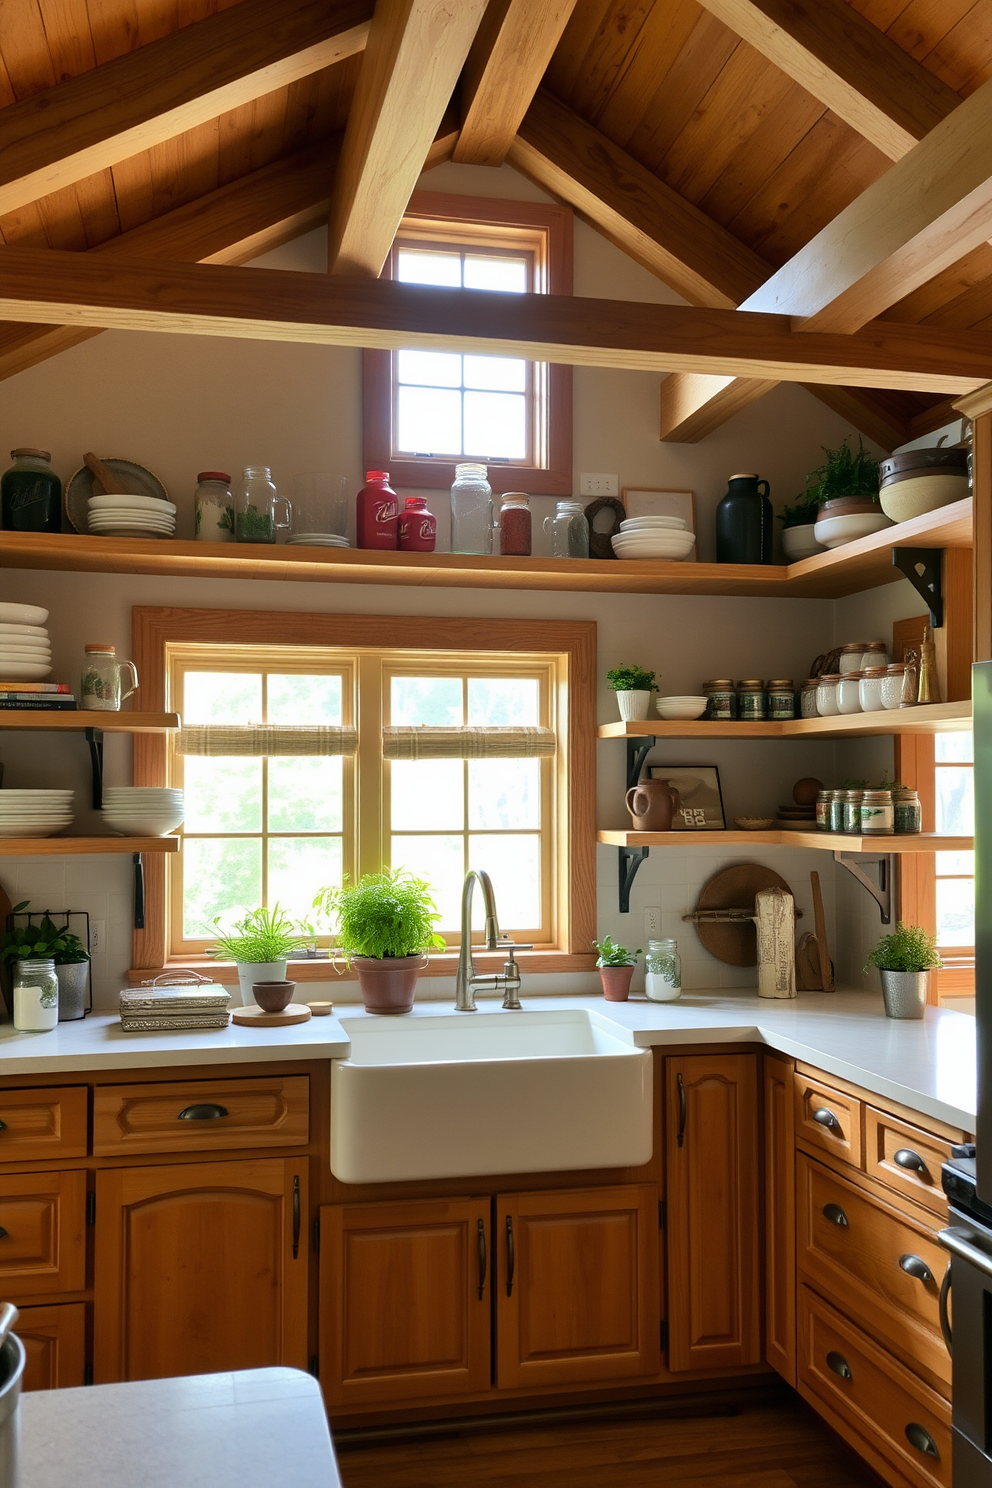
834,851 -> 898,924
892,547 -> 943,630
85,727 -> 104,810
626,734 -> 656,791
133,853 -> 145,930
617,734 -> 656,912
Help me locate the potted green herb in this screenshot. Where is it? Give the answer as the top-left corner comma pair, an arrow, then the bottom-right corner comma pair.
593,935 -> 641,1002
864,923 -> 942,1020
777,490 -> 823,562
809,437 -> 891,549
606,664 -> 657,722
208,904 -> 305,1007
0,907 -> 91,1022
314,869 -> 445,1014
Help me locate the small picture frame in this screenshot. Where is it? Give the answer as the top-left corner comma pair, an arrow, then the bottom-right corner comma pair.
622,488 -> 696,562
649,765 -> 725,830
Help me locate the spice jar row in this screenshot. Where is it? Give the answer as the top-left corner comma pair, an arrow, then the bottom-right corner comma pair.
704,679 -> 800,720
816,785 -> 922,836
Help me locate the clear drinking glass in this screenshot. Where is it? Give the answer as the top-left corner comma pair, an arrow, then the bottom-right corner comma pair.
450,463 -> 493,554
235,466 -> 291,544
291,474 -> 348,541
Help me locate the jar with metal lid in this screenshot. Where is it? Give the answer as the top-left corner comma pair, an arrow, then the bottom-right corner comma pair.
1,448 -> 61,533
862,641 -> 890,667
704,680 -> 737,720
737,679 -> 766,720
836,671 -> 862,714
13,958 -> 58,1032
881,663 -> 905,710
499,492 -> 532,556
827,790 -> 846,834
194,472 -> 233,543
842,788 -> 864,834
892,788 -> 922,833
450,463 -> 493,555
815,673 -> 841,717
816,789 -> 833,831
861,788 -> 894,835
838,643 -> 867,675
644,939 -> 681,1002
800,679 -> 819,719
859,665 -> 887,712
766,679 -> 795,720
542,499 -> 589,558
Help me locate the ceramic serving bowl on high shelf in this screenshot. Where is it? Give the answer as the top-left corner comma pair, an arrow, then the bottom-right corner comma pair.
656,696 -> 708,720
813,503 -> 892,549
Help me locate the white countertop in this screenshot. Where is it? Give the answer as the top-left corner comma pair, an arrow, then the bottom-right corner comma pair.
0,990 -> 976,1131
19,1367 -> 340,1488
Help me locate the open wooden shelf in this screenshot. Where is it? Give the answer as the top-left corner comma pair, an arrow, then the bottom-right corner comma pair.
0,710 -> 179,732
598,701 -> 972,740
0,497 -> 971,600
0,836 -> 180,855
598,829 -> 972,853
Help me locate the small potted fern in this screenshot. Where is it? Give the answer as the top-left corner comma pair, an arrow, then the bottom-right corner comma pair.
593,936 -> 641,1002
208,904 -> 304,1006
864,922 -> 942,1020
606,664 -> 657,722
314,869 -> 445,1014
809,436 -> 891,548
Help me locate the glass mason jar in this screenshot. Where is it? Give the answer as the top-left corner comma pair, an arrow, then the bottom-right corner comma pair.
498,492 -> 532,556
766,679 -> 795,720
450,463 -> 493,555
1,448 -> 62,533
893,788 -> 922,834
194,472 -> 234,542
800,679 -> 819,719
861,789 -> 894,835
235,466 -> 291,544
827,790 -> 846,834
881,663 -> 906,710
815,789 -> 833,831
815,674 -> 841,716
842,789 -> 864,834
81,644 -> 138,711
14,957 -> 58,1032
543,499 -> 589,558
645,939 -> 681,1002
737,679 -> 765,720
704,680 -> 737,720
836,672 -> 863,714
859,666 -> 887,712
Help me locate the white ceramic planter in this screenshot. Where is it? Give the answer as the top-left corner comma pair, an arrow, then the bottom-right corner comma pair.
236,959 -> 288,1008
615,689 -> 652,721
781,524 -> 824,562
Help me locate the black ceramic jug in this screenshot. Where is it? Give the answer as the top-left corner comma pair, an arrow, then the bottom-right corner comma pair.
715,473 -> 772,564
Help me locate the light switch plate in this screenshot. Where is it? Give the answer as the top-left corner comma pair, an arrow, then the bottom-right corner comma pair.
580,473 -> 619,496
644,907 -> 662,937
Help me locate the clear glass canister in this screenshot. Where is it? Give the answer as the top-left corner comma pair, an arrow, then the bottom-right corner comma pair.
704,680 -> 737,720
194,471 -> 234,542
893,788 -> 922,834
815,674 -> 841,716
861,789 -> 894,835
14,957 -> 58,1032
235,466 -> 291,544
738,679 -> 765,720
450,463 -> 493,555
766,679 -> 795,719
644,939 -> 681,1002
543,499 -> 589,558
842,789 -> 864,833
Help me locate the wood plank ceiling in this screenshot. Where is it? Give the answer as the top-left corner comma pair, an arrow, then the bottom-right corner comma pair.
2,0 -> 992,448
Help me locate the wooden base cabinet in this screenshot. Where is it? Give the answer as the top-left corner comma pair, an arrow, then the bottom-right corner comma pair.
763,1053 -> 796,1386
93,1157 -> 308,1383
18,1303 -> 86,1391
666,1054 -> 761,1372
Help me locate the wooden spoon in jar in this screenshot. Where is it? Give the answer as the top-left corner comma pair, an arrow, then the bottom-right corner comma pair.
84,452 -> 130,496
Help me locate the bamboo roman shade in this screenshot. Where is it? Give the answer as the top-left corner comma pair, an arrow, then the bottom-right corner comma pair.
381,726 -> 556,760
176,725 -> 359,757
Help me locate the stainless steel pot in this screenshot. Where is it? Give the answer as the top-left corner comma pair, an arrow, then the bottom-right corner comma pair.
879,968 -> 929,1019
0,1329 -> 25,1488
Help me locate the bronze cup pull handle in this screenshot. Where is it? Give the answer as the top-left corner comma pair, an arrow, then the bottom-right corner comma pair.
0,1120 -> 8,1132
812,1107 -> 841,1133
178,1103 -> 229,1121
477,1218 -> 487,1300
894,1147 -> 931,1180
822,1203 -> 849,1227
505,1216 -> 515,1297
826,1351 -> 852,1381
899,1253 -> 935,1287
905,1423 -> 940,1460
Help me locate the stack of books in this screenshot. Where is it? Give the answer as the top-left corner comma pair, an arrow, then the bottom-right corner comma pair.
0,682 -> 76,712
119,984 -> 231,1032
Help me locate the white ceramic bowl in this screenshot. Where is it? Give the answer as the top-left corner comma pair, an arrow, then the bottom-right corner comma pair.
781,524 -> 825,562
102,818 -> 183,837
0,624 -> 49,639
656,696 -> 708,719
812,511 -> 892,549
611,534 -> 696,560
0,604 -> 48,626
879,473 -> 969,524
618,516 -> 686,531
0,790 -> 73,799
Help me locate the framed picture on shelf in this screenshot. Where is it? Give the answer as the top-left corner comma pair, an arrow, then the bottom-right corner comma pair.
649,765 -> 725,830
621,488 -> 696,561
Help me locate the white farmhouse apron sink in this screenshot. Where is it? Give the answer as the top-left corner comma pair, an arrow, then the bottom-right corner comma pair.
330,1008 -> 653,1183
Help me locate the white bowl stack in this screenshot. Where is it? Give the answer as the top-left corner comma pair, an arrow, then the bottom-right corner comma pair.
611,516 -> 696,562
102,787 -> 185,837
656,696 -> 709,720
287,533 -> 350,548
0,601 -> 52,681
88,494 -> 177,539
0,790 -> 74,838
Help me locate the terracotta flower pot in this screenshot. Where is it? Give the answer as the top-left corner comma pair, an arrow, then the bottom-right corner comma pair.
352,954 -> 429,1014
599,965 -> 635,1001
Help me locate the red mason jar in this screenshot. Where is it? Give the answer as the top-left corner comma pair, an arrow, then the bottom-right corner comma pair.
398,496 -> 436,552
356,470 -> 399,550
498,492 -> 531,556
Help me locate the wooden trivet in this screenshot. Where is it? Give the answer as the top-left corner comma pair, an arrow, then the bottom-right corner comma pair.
689,863 -> 795,966
232,1004 -> 312,1027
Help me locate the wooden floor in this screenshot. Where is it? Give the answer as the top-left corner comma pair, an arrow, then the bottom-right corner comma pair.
335,1390 -> 883,1488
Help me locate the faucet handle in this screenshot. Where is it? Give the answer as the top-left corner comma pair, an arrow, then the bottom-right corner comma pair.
496,938 -> 533,953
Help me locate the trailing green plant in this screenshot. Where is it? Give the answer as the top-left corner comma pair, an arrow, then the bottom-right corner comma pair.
0,905 -> 90,965
806,436 -> 880,508
777,491 -> 821,529
864,923 -> 942,974
208,904 -> 304,963
606,665 -> 657,693
838,777 -> 869,790
593,935 -> 640,967
315,869 -> 445,963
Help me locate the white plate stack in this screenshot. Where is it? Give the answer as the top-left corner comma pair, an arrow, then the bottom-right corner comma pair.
102,787 -> 184,837
87,494 -> 177,539
0,790 -> 74,838
286,533 -> 350,548
0,601 -> 52,681
611,516 -> 696,562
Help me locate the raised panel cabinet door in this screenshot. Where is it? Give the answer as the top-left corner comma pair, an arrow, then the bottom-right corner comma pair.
319,1197 -> 492,1409
0,1087 -> 88,1162
495,1186 -> 660,1390
92,1076 -> 309,1156
0,1170 -> 86,1298
93,1158 -> 308,1384
666,1054 -> 761,1372
764,1052 -> 796,1386
18,1302 -> 86,1391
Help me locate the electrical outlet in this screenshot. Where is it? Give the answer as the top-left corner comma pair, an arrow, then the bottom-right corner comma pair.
91,920 -> 105,954
644,907 -> 662,938
580,473 -> 618,496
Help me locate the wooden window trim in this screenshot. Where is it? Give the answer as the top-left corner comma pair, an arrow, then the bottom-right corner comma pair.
363,192 -> 573,496
131,606 -> 596,982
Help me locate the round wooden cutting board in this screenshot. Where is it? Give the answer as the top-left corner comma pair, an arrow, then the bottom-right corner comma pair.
232,1003 -> 312,1027
693,863 -> 795,966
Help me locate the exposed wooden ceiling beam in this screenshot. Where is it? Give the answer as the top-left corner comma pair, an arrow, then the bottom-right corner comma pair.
694,0 -> 959,161
0,248 -> 985,393
327,0 -> 488,276
0,0 -> 371,219
453,1 -> 580,167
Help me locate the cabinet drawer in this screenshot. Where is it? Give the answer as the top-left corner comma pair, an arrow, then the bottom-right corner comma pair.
18,1303 -> 86,1391
799,1285 -> 950,1488
865,1107 -> 954,1219
795,1072 -> 862,1168
0,1088 -> 87,1163
798,1154 -> 950,1392
0,1171 -> 86,1298
92,1076 -> 309,1156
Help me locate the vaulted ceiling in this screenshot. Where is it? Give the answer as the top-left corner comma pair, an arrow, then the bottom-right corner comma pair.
2,0 -> 992,449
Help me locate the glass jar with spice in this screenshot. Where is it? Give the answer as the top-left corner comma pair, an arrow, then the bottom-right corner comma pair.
815,674 -> 841,716
842,788 -> 864,834
13,957 -> 58,1032
827,790 -> 846,834
499,492 -> 532,556
816,789 -> 833,831
704,680 -> 737,720
800,679 -> 819,719
766,680 -> 795,720
893,787 -> 922,834
542,499 -> 589,558
644,939 -> 681,1002
194,472 -> 234,542
737,679 -> 766,720
859,666 -> 888,712
1,448 -> 62,533
836,671 -> 863,714
881,663 -> 906,710
861,788 -> 894,835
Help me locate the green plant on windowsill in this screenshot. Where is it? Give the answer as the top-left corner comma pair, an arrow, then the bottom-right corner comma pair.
0,907 -> 90,966
606,665 -> 656,693
807,436 -> 881,510
314,869 -> 446,965
864,923 -> 942,974
593,935 -> 640,967
207,904 -> 305,964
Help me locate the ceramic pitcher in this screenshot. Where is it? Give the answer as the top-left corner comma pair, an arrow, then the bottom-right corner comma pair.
715,472 -> 772,564
625,778 -> 680,832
